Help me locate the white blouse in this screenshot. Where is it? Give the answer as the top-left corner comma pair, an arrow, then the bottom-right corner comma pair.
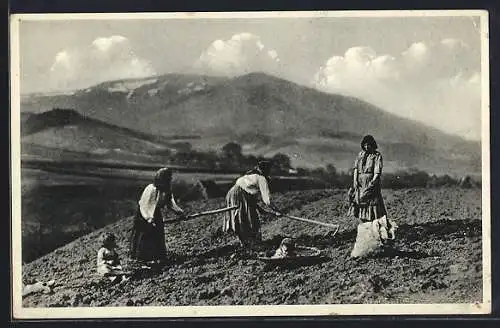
236,174 -> 271,205
138,184 -> 183,222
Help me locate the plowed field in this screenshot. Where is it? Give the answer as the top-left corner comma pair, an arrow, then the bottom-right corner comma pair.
21,187 -> 483,307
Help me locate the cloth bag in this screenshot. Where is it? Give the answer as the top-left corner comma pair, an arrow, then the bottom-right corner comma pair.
350,216 -> 398,258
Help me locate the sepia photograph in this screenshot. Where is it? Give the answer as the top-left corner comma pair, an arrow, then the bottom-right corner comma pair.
10,10 -> 491,318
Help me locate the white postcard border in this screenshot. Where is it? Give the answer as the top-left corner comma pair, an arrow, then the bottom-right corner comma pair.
10,10 -> 492,319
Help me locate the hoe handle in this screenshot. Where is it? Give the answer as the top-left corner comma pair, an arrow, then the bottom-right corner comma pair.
261,207 -> 340,232
164,206 -> 237,224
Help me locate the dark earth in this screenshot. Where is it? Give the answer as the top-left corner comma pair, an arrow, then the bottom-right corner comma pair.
22,187 -> 482,307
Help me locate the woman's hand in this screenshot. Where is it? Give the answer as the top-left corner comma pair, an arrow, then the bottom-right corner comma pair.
258,204 -> 281,217
353,169 -> 360,188
270,206 -> 283,217
145,217 -> 156,227
368,173 -> 380,189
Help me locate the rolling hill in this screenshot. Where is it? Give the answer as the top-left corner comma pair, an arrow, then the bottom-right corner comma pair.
20,108 -> 199,163
20,73 -> 481,175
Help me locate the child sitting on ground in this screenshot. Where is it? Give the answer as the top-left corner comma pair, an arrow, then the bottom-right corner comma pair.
97,232 -> 129,284
272,238 -> 297,258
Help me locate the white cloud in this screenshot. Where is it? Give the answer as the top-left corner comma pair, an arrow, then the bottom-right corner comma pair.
50,51 -> 72,71
48,35 -> 156,91
91,35 -> 127,52
313,39 -> 481,140
193,32 -> 281,76
268,49 -> 279,61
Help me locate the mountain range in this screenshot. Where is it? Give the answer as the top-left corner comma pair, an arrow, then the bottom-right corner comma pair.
20,72 -> 481,175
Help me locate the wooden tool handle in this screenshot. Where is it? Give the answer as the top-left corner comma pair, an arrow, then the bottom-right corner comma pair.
186,205 -> 238,219
164,205 -> 237,224
284,214 -> 340,230
261,207 -> 339,230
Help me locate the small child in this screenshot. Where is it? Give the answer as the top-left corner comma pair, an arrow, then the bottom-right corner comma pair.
272,238 -> 297,258
97,232 -> 129,284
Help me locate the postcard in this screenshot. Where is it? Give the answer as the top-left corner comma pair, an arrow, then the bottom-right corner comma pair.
10,10 -> 491,318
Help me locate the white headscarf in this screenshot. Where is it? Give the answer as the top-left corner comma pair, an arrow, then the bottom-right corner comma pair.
138,184 -> 161,222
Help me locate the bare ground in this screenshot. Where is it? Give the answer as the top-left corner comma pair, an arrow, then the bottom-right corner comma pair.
21,187 -> 483,307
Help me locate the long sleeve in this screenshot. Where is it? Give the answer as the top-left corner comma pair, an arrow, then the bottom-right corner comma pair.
168,194 -> 184,214
97,248 -> 106,267
257,176 -> 271,205
353,152 -> 361,186
353,153 -> 360,170
374,153 -> 383,174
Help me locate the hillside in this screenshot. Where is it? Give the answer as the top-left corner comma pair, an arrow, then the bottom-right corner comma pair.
21,188 -> 483,307
20,73 -> 481,174
20,108 -> 190,162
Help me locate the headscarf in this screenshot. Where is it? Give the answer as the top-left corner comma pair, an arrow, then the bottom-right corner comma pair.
139,168 -> 172,221
101,232 -> 117,249
154,167 -> 173,192
244,160 -> 272,181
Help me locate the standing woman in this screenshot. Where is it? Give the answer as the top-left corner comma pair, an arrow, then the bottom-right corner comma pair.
348,135 -> 387,222
129,167 -> 185,266
223,161 -> 281,253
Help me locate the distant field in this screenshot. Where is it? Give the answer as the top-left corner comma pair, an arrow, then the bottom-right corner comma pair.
21,167 -> 239,186
20,158 -> 321,188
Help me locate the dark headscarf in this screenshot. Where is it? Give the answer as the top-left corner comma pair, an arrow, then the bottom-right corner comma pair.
101,232 -> 117,249
361,135 -> 378,151
154,167 -> 173,192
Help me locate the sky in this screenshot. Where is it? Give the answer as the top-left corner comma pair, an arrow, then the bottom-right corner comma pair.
17,14 -> 484,140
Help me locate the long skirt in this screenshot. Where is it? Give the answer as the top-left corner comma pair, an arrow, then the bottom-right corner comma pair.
129,206 -> 167,262
349,195 -> 387,222
223,184 -> 262,248
348,174 -> 387,222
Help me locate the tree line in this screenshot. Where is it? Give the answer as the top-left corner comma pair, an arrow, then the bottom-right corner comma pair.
153,141 -> 479,189
152,141 -> 294,175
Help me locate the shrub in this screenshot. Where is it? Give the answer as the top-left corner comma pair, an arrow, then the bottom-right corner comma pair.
382,169 -> 430,189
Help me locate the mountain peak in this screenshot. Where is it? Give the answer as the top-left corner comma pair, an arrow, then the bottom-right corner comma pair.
20,73 -> 480,174
232,72 -> 293,85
